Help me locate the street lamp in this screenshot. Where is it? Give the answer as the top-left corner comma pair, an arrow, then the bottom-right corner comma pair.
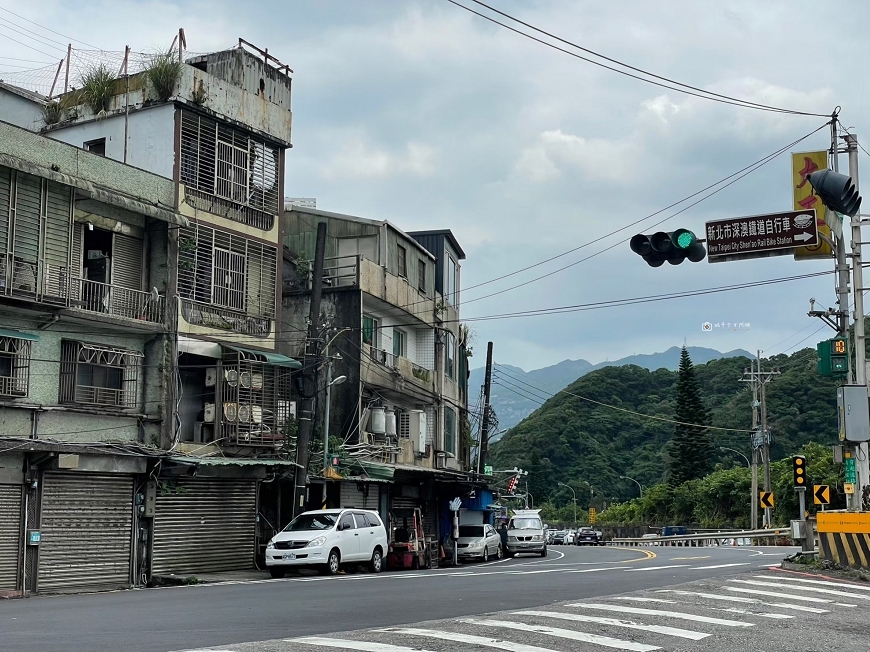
558,482 -> 577,525
581,480 -> 594,504
719,446 -> 751,468
619,475 -> 643,498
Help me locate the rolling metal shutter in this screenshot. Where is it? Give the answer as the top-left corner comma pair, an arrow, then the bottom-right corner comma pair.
151,479 -> 256,575
422,502 -> 438,540
111,233 -> 143,291
340,482 -> 379,510
38,473 -> 134,592
391,496 -> 418,511
0,484 -> 22,591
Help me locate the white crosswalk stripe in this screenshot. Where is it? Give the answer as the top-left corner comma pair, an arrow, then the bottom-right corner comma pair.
730,578 -> 870,601
657,589 -> 830,613
711,607 -> 793,619
624,564 -> 690,572
757,574 -> 870,591
690,563 -> 751,570
459,619 -> 662,651
612,597 -> 677,603
725,586 -> 845,604
292,638 -> 435,652
510,609 -> 711,640
567,603 -> 754,627
376,627 -> 586,652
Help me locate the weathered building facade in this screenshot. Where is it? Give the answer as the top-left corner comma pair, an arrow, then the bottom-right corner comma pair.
0,42 -> 299,595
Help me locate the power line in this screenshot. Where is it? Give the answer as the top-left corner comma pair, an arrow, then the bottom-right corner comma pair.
0,26 -> 64,60
446,0 -> 828,117
0,16 -> 68,50
0,5 -> 99,48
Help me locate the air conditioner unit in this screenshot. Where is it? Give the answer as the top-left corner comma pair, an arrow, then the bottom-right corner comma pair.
434,452 -> 447,469
237,404 -> 251,423
203,403 -> 216,422
223,402 -> 238,421
224,369 -> 239,387
251,373 -> 263,391
250,405 -> 263,424
239,371 -> 252,389
409,410 -> 427,453
205,368 -> 217,387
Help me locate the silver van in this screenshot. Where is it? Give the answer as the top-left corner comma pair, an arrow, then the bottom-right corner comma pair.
504,509 -> 547,557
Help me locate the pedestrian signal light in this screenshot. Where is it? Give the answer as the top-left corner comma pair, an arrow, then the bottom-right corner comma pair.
792,455 -> 807,488
817,338 -> 849,377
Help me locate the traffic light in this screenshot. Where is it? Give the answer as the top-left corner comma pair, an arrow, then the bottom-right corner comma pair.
507,475 -> 518,494
817,337 -> 849,377
807,170 -> 862,217
630,229 -> 706,267
792,455 -> 807,488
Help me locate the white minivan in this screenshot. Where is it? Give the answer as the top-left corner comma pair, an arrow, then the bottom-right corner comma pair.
266,508 -> 388,577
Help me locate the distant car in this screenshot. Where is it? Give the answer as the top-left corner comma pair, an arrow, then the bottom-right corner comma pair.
575,528 -> 602,546
565,530 -> 576,545
641,533 -> 660,546
444,524 -> 503,562
266,509 -> 388,577
553,530 -> 568,544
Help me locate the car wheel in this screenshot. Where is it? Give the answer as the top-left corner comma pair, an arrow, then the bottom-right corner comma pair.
369,548 -> 383,573
269,567 -> 286,579
540,547 -> 547,557
482,546 -> 489,562
321,549 -> 341,575
496,544 -> 503,560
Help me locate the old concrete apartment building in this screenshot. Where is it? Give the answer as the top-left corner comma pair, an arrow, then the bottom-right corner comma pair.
0,42 -> 298,595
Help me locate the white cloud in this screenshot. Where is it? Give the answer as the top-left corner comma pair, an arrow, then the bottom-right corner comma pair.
514,129 -> 636,183
320,139 -> 437,180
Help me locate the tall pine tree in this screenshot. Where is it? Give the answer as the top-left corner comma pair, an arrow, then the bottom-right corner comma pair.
667,347 -> 714,485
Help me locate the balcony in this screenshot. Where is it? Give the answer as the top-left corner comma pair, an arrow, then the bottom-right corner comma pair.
0,255 -> 164,325
362,343 -> 435,395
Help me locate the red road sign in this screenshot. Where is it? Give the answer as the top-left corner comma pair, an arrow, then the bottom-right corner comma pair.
706,209 -> 818,263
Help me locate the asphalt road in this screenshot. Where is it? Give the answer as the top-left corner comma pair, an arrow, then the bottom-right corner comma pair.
0,545 -> 795,652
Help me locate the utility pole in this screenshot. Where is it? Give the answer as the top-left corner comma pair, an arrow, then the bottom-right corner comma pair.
742,354 -> 779,527
741,360 -> 760,529
292,222 -> 327,518
846,132 -> 870,510
477,341 -> 494,475
759,350 -> 772,528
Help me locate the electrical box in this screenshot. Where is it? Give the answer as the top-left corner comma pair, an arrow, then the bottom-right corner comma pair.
790,520 -> 806,540
144,481 -> 156,518
837,385 -> 870,442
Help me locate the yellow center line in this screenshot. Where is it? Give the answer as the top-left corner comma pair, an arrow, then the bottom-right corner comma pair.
619,550 -> 656,564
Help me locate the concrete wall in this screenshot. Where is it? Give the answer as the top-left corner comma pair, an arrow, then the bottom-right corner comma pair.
46,104 -> 176,179
0,87 -> 43,131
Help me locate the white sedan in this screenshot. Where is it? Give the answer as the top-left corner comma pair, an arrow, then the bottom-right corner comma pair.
447,524 -> 503,562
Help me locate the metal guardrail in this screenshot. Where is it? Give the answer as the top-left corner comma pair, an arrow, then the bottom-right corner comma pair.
609,528 -> 790,546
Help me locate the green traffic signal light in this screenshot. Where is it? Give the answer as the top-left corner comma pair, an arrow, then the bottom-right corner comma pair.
817,338 -> 849,377
630,230 -> 706,266
674,229 -> 695,250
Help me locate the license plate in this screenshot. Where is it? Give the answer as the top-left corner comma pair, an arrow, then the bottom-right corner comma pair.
283,553 -> 296,560
520,543 -> 530,547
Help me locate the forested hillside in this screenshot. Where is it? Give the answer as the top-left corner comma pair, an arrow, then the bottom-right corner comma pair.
490,347 -> 839,505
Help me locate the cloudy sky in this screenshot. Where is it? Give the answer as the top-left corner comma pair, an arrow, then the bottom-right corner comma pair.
2,1 -> 869,370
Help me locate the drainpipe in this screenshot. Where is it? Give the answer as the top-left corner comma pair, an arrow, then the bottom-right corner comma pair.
37,315 -> 59,330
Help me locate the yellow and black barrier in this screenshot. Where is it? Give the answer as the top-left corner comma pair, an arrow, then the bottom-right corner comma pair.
817,512 -> 870,569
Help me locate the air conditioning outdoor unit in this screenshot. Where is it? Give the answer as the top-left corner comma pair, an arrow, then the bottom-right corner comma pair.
239,371 -> 252,389
223,402 -> 238,421
225,369 -> 239,387
203,403 -> 215,422
237,404 -> 251,423
434,452 -> 447,469
250,405 -> 263,424
205,368 -> 217,387
409,410 -> 427,453
251,373 -> 263,391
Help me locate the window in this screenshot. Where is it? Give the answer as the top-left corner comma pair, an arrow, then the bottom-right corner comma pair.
212,248 -> 246,310
445,332 -> 456,381
397,244 -> 407,278
180,111 -> 279,229
417,259 -> 426,294
60,341 -> 142,408
0,335 -> 32,397
393,329 -> 406,358
446,255 -> 458,306
338,513 -> 356,530
444,406 -> 456,454
362,315 -> 379,348
84,138 -> 106,157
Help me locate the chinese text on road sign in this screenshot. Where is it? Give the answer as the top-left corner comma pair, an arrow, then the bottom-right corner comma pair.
706,210 -> 818,261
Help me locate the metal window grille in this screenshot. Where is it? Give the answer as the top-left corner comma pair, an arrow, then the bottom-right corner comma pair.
393,329 -> 406,358
397,410 -> 410,438
177,223 -> 277,320
0,336 -> 31,397
59,341 -> 142,408
397,245 -> 407,278
444,406 -> 456,454
417,259 -> 425,293
445,332 -> 456,380
180,111 -> 279,230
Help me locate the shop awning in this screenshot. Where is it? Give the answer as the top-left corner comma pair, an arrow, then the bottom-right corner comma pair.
227,346 -> 302,369
0,328 -> 39,341
168,455 -> 296,466
177,336 -> 221,358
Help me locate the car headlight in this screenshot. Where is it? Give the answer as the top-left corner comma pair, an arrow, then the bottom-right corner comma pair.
266,540 -> 275,549
307,536 -> 328,547
507,536 -> 517,542
531,535 -> 543,542
476,539 -> 486,547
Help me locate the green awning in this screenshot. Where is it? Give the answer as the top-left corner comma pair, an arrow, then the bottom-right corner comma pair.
169,455 -> 296,466
227,346 -> 302,369
0,328 -> 39,341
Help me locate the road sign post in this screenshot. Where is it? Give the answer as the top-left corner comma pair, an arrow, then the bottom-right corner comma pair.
705,210 -> 818,263
450,497 -> 462,567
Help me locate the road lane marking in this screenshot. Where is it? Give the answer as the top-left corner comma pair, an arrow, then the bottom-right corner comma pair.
690,563 -> 751,570
511,610 -> 710,640
624,565 -> 690,572
657,590 -> 830,613
672,556 -> 711,560
725,587 -> 841,604
712,607 -> 793,619
293,638 -> 435,652
835,603 -> 858,608
729,579 -> 870,601
460,619 -> 661,651
514,550 -> 566,565
377,627 -> 570,652
568,603 -> 754,627
566,568 -> 622,574
615,548 -> 657,562
612,597 -> 677,603
758,574 -> 870,592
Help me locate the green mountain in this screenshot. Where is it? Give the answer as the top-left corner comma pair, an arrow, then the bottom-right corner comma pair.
489,347 -> 839,506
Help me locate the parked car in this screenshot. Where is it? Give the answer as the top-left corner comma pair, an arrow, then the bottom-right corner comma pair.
444,524 -> 503,562
565,530 -> 576,545
575,527 -> 602,546
265,509 -> 388,577
552,530 -> 568,544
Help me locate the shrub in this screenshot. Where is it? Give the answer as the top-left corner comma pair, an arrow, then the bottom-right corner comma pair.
147,51 -> 182,102
80,64 -> 115,115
